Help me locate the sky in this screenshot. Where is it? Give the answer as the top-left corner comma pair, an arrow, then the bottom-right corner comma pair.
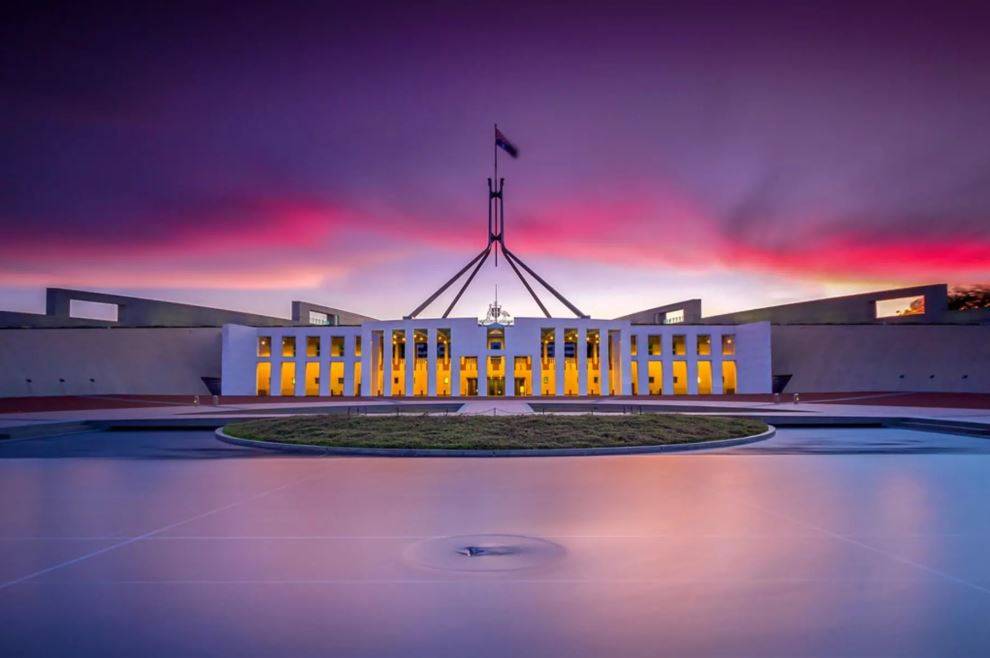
2,1 -> 989,321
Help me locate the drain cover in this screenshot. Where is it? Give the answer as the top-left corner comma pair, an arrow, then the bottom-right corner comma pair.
407,534 -> 565,572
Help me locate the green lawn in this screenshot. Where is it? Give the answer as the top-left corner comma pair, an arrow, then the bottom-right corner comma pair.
223,413 -> 768,450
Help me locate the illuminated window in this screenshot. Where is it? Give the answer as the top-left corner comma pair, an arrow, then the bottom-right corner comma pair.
280,362 -> 295,396
630,335 -> 637,356
722,361 -> 737,394
355,336 -> 362,357
331,336 -> 345,357
487,328 -> 505,351
722,335 -> 735,355
664,309 -> 684,324
306,337 -> 320,358
672,335 -> 686,356
697,335 -> 711,356
281,336 -> 296,358
257,336 -> 271,357
648,335 -> 661,356
304,362 -> 320,396
256,362 -> 271,396
876,295 -> 925,318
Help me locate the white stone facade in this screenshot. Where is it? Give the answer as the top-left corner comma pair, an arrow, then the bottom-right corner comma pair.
220,318 -> 772,397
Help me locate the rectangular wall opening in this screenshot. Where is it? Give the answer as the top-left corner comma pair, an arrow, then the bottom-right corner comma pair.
564,328 -> 578,396
513,356 -> 532,396
304,362 -> 320,396
436,329 -> 451,396
541,329 -> 555,396
69,299 -> 119,322
256,362 -> 271,396
372,331 -> 384,396
257,336 -> 271,357
697,361 -> 712,394
460,356 -> 478,396
330,362 -> 345,396
413,328 -> 429,396
280,362 -> 296,396
306,337 -> 320,358
487,356 -> 505,396
586,329 -> 600,395
875,295 -> 925,318
353,361 -> 362,396
608,330 -> 622,395
391,330 -> 405,396
648,361 -> 663,395
672,361 -> 687,395
722,361 -> 737,394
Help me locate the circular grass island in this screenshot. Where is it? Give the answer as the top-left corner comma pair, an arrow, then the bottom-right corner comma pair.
218,414 -> 772,456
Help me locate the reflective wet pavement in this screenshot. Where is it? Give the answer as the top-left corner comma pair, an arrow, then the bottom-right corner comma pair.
1,428 -> 989,657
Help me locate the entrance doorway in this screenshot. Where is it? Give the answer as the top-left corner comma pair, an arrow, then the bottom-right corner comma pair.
487,377 -> 505,396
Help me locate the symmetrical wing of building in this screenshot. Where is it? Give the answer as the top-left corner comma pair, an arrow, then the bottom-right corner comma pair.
1,283 -> 987,398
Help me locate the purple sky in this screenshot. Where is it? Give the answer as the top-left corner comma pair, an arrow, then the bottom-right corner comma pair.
2,1 -> 989,320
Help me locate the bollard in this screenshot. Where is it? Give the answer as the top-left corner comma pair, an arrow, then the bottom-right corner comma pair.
793,392 -> 800,404
193,395 -> 200,406
774,393 -> 780,404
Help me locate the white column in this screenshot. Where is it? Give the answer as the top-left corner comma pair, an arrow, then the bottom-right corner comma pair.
427,328 -> 437,397
344,334 -> 356,396
598,326 -> 610,396
688,361 -> 699,394
662,333 -> 674,395
638,353 -> 649,396
360,329 -> 372,397
451,347 -> 461,397
319,335 -> 331,396
271,354 -> 283,397
619,330 -> 632,396
382,330 -> 393,397
577,327 -> 588,396
294,352 -> 306,397
402,324 -> 412,397
477,354 -> 488,397
532,343 -> 542,397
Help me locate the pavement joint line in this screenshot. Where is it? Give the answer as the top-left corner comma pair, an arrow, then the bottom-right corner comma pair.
0,468 -> 329,592
740,499 -> 990,597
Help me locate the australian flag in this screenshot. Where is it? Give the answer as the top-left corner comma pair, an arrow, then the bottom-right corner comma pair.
495,128 -> 519,158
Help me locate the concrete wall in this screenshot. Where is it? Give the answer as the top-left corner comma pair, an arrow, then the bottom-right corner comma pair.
772,325 -> 990,393
617,299 -> 703,325
0,288 -> 376,329
0,328 -> 221,397
703,284 -> 961,325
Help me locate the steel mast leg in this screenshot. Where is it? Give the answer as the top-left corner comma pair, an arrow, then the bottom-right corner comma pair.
405,245 -> 491,319
442,245 -> 492,318
502,245 -> 589,318
502,249 -> 551,317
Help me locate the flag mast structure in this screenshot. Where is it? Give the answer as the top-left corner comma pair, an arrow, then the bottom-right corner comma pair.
405,125 -> 589,320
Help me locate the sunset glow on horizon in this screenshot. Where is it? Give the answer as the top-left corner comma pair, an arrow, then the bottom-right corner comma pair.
3,2 -> 988,320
